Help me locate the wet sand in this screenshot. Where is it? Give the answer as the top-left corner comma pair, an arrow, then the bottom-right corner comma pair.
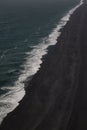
0,1 -> 87,130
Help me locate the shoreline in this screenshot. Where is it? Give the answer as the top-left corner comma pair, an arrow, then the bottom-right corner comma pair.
0,0 -> 87,130
0,0 -> 83,124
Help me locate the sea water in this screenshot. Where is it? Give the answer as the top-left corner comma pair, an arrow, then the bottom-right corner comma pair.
0,0 -> 83,124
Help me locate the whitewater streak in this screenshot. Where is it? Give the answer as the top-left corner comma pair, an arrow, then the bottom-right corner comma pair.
0,0 -> 83,124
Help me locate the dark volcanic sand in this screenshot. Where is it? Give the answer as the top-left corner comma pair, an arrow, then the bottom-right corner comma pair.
0,1 -> 87,130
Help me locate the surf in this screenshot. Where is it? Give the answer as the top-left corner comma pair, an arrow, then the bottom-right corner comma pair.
0,0 -> 83,124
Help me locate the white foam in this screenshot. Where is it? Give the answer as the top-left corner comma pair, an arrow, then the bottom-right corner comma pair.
0,0 -> 83,124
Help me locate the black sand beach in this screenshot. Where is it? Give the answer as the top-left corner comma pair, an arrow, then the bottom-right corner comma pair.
0,1 -> 87,130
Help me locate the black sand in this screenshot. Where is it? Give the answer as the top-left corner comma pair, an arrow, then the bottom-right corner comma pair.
0,1 -> 87,130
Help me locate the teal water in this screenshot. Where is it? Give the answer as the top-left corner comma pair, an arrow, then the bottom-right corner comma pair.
0,0 -> 81,123
0,0 -> 80,91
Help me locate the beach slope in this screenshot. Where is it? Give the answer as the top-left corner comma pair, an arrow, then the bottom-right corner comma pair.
0,1 -> 87,130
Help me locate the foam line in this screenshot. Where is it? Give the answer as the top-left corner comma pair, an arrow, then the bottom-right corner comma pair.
0,0 -> 83,124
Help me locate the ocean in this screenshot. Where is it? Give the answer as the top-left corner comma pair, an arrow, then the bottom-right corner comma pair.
0,0 -> 82,124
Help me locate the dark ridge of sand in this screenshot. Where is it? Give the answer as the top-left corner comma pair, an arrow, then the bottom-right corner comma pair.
0,1 -> 87,130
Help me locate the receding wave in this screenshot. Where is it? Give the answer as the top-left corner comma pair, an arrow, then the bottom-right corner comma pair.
0,0 -> 83,124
